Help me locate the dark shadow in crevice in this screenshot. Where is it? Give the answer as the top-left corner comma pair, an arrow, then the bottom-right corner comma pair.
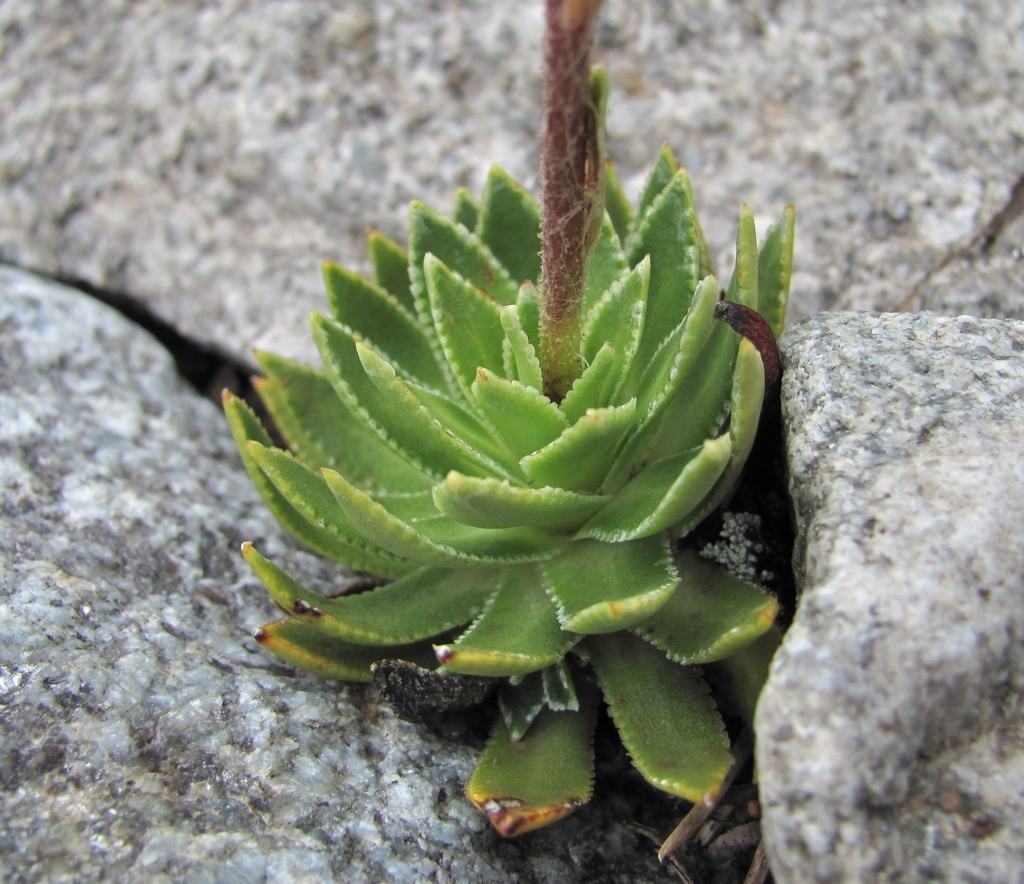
51,272 -> 254,404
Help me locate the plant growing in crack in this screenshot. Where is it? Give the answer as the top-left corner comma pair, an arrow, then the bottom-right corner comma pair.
223,0 -> 794,858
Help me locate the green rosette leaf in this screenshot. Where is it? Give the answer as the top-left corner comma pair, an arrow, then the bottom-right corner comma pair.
588,631 -> 732,802
466,683 -> 598,837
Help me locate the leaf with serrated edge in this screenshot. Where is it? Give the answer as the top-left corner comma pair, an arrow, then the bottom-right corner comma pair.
521,399 -> 637,492
630,549 -> 778,664
603,161 -> 633,246
670,338 -> 765,539
405,376 -> 519,474
321,469 -> 562,568
630,144 -> 679,228
499,305 -> 544,392
246,441 -> 418,574
471,368 -> 567,461
367,228 -> 415,313
499,661 -> 579,742
242,543 -> 494,646
626,170 -> 704,374
587,631 -> 732,802
408,201 -> 519,321
577,436 -> 731,542
312,314 -> 508,481
580,257 -> 648,399
559,343 -> 619,424
583,215 -> 628,316
425,254 -> 506,399
452,186 -> 480,232
757,205 -> 795,339
631,274 -> 718,424
223,392 -> 413,577
543,535 -> 678,634
322,261 -> 446,389
599,276 -> 718,487
433,472 -> 605,532
255,618 -> 437,682
582,256 -> 647,362
515,282 -> 541,352
619,317 -> 738,476
500,675 -> 548,745
726,204 -> 759,309
467,687 -> 598,837
253,350 -> 431,491
477,165 -> 541,284
436,565 -> 578,676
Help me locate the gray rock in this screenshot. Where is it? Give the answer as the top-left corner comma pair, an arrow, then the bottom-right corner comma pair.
0,266 -> 672,882
2,0 -> 1021,367
759,312 -> 1024,882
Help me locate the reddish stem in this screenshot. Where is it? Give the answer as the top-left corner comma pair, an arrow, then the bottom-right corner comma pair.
538,0 -> 601,401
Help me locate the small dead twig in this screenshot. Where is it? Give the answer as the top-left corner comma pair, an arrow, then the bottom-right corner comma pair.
658,728 -> 754,861
742,838 -> 771,884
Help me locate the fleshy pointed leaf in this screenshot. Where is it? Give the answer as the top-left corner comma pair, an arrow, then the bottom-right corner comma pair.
627,316 -> 738,469
627,170 -> 706,372
408,201 -> 519,321
583,215 -> 629,316
242,543 -> 494,646
254,618 -> 437,682
600,273 -> 719,485
253,350 -> 431,491
515,282 -> 541,351
425,254 -> 506,398
632,144 -> 680,225
725,204 -> 759,309
521,399 -> 637,492
436,566 -> 578,676
312,314 -> 506,481
470,368 -> 568,461
603,159 -> 633,245
558,342 -> 619,423
321,469 -> 562,568
467,687 -> 597,837
499,304 -> 545,392
452,186 -> 480,232
403,376 -> 520,474
322,261 -> 446,388
543,535 -> 678,634
499,662 -> 580,742
629,274 -> 718,422
588,631 -> 732,802
757,205 -> 796,339
631,549 -> 778,664
367,228 -> 415,313
577,436 -> 732,543
433,472 -> 605,531
477,165 -> 542,283
671,338 -> 766,538
246,441 -> 417,576
581,257 -> 648,397
223,392 -> 412,577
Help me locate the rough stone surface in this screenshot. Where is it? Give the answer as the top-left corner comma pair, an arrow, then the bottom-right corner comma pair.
2,0 -> 1022,366
759,312 -> 1024,882
0,266 -> 673,882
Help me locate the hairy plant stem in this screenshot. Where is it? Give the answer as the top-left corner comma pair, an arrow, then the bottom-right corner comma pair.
538,0 -> 603,401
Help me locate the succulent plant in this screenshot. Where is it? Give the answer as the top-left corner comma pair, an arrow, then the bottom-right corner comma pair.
223,5 -> 794,841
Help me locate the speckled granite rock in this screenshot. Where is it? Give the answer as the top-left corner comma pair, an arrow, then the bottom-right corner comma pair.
0,266 -> 673,882
759,312 -> 1024,882
2,0 -> 1021,367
